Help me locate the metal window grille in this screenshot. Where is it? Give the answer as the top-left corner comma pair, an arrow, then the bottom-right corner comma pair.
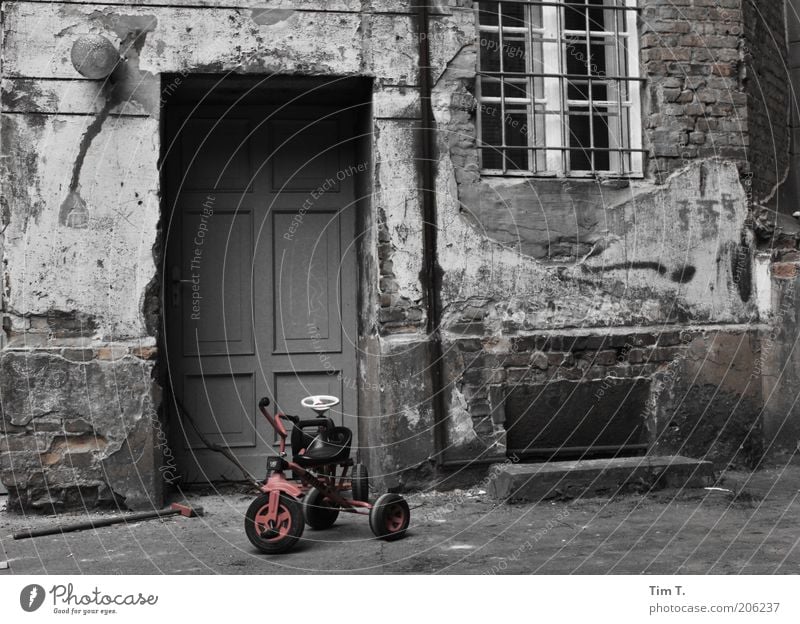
476,0 -> 644,176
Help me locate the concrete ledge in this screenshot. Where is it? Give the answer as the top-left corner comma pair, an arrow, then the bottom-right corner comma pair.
487,456 -> 715,502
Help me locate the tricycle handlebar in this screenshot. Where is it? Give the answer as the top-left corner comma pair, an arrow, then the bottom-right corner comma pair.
258,397 -> 289,437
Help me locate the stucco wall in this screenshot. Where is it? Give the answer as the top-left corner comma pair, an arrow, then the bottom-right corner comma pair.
0,0 -> 793,507
0,0 -> 453,506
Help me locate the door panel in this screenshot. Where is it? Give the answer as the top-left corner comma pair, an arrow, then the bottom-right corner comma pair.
180,117 -> 254,191
270,120 -> 341,191
183,373 -> 256,447
273,211 -> 341,354
181,210 -> 254,356
274,372 -> 345,428
165,104 -> 358,482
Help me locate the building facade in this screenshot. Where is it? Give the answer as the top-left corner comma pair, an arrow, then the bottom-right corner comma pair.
1,0 -> 798,510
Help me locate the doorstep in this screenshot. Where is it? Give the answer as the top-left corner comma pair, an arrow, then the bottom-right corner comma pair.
487,455 -> 715,502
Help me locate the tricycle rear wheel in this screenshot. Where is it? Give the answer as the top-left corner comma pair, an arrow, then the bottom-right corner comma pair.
369,493 -> 410,541
352,463 -> 369,503
245,492 -> 304,554
303,488 -> 339,530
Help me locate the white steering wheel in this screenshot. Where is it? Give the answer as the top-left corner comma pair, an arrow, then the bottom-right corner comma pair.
301,395 -> 340,414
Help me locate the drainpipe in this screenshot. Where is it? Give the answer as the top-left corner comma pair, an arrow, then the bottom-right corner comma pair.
415,1 -> 447,465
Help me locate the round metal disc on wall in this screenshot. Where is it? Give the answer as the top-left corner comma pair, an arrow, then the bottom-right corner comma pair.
71,34 -> 119,79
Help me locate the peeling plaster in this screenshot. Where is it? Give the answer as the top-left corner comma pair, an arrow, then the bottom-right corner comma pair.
447,386 -> 478,446
250,9 -> 294,26
403,406 -> 422,428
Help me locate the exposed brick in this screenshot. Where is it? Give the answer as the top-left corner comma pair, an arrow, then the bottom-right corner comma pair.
657,331 -> 682,347
61,348 -> 93,362
772,263 -> 799,279
628,348 -> 646,365
649,346 -> 686,362
131,346 -> 157,360
96,346 -> 126,361
532,351 -> 549,370
547,352 -> 574,368
595,350 -> 619,367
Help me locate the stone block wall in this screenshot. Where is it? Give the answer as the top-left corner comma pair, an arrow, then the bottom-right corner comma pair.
0,346 -> 161,510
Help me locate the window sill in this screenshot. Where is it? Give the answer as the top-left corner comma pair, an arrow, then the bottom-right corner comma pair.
479,169 -> 645,181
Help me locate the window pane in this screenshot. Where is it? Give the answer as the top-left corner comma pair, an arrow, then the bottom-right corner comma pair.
503,37 -> 527,73
532,104 -> 547,172
481,107 -> 503,169
592,109 -> 611,170
568,108 -> 592,171
566,38 -> 587,77
481,76 -> 501,98
482,148 -> 503,170
587,0 -> 607,33
504,79 -> 529,101
477,2 -> 499,27
500,2 -> 526,28
567,107 -> 612,171
589,37 -> 609,75
505,110 -> 529,170
480,32 -> 501,72
567,78 -> 586,101
564,4 -> 586,30
529,4 -> 543,29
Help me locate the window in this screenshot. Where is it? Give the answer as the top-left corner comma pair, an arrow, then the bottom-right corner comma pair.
476,0 -> 643,176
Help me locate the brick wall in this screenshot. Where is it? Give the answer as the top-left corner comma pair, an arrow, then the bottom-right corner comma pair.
444,327 -> 763,470
641,0 -> 750,181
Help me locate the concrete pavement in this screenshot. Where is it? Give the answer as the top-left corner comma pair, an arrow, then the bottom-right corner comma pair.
1,465 -> 798,574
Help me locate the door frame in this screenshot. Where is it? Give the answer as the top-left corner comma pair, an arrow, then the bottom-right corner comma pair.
157,74 -> 376,484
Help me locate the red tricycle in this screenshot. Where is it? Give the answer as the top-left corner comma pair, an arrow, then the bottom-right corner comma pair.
244,395 -> 410,554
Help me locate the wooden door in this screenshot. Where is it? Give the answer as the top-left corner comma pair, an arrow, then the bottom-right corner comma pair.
164,103 -> 358,482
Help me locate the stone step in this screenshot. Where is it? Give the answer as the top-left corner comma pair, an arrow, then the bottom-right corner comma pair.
487,455 -> 715,502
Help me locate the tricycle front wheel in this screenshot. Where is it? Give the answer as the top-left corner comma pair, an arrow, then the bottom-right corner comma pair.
245,492 -> 304,554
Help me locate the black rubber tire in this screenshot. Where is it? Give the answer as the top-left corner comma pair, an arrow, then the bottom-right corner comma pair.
245,492 -> 304,554
369,493 -> 410,541
352,463 -> 370,503
303,488 -> 339,530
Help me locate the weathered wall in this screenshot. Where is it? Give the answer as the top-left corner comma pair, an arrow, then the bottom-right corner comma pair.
427,0 -> 769,468
761,253 -> 800,457
743,0 -> 790,210
1,0 -> 794,506
0,0 -> 453,504
761,0 -> 800,458
783,0 -> 800,215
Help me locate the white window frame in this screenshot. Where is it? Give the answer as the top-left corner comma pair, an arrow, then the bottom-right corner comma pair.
476,0 -> 643,177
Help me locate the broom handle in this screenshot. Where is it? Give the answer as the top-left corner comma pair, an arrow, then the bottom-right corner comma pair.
12,507 -> 181,540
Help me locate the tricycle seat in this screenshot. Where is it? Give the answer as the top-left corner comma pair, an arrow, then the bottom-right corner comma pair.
292,425 -> 352,467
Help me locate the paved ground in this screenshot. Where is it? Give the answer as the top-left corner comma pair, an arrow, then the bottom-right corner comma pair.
1,463 -> 798,574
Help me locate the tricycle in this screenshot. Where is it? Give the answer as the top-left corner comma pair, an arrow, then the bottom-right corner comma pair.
244,395 -> 410,554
